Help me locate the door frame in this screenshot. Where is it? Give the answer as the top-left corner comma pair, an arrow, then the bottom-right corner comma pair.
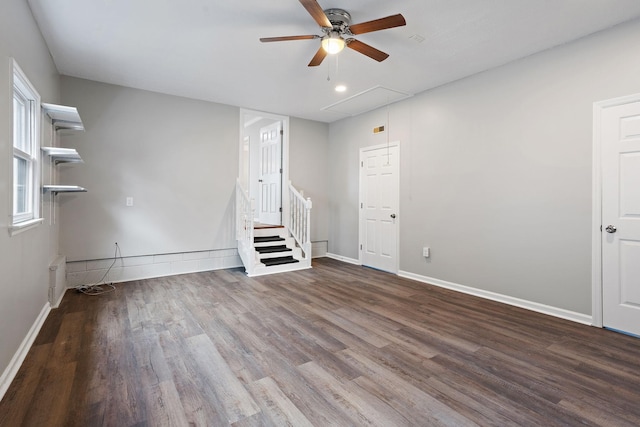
239,109 -> 289,224
592,92 -> 640,328
358,142 -> 400,273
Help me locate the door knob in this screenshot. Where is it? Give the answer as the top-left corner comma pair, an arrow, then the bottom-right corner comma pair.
390,213 -> 396,219
605,225 -> 617,233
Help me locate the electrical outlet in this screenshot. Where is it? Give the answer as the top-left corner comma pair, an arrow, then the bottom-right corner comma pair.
126,197 -> 133,207
423,247 -> 430,258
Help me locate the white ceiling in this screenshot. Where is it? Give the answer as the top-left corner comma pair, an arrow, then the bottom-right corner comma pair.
27,0 -> 640,123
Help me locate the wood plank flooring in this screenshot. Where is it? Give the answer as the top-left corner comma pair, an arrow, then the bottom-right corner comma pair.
2,257 -> 640,426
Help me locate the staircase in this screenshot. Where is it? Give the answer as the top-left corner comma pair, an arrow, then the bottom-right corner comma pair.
236,180 -> 312,276
254,225 -> 302,270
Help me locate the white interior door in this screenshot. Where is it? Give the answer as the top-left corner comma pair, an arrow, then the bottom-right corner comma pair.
602,99 -> 640,336
258,121 -> 282,225
360,144 -> 399,273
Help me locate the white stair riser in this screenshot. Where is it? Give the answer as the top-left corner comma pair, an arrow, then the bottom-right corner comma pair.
254,237 -> 295,248
249,259 -> 312,277
254,240 -> 284,247
253,227 -> 287,238
256,251 -> 295,260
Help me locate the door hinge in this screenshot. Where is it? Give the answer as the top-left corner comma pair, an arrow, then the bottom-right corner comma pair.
360,244 -> 362,250
280,168 -> 283,173
361,161 -> 363,167
280,129 -> 283,135
361,202 -> 363,208
279,207 -> 282,212
600,225 -> 602,232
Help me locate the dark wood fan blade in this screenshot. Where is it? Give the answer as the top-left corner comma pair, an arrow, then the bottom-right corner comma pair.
308,46 -> 328,66
349,14 -> 406,35
299,0 -> 332,28
260,35 -> 319,42
346,39 -> 389,62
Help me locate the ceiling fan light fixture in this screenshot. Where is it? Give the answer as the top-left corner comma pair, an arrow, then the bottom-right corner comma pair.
321,32 -> 345,54
259,1 -> 406,67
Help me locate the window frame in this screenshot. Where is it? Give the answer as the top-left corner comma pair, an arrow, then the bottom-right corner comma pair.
10,60 -> 42,235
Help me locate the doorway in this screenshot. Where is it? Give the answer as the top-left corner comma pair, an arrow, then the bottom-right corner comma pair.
593,93 -> 640,336
258,121 -> 282,225
359,143 -> 400,273
239,110 -> 289,226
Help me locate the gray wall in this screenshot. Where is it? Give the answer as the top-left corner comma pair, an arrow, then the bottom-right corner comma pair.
0,0 -> 61,389
59,77 -> 240,261
290,117 -> 329,243
328,18 -> 640,315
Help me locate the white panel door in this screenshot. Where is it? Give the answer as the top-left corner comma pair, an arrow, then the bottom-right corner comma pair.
258,122 -> 282,225
360,145 -> 399,273
602,100 -> 640,336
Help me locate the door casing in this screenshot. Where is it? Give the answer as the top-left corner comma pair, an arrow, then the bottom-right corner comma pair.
359,142 -> 400,273
592,92 -> 640,328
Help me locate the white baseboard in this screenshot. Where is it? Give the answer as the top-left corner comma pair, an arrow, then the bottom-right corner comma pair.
0,302 -> 51,402
325,252 -> 361,265
398,270 -> 593,326
66,249 -> 243,288
51,288 -> 67,309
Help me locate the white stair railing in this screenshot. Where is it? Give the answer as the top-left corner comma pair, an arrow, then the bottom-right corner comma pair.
287,181 -> 312,260
236,180 -> 255,275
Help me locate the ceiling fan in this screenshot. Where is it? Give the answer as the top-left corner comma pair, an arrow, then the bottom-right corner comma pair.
260,0 -> 406,67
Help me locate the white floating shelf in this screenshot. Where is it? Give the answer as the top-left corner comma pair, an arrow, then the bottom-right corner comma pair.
41,147 -> 83,164
43,185 -> 87,194
42,102 -> 84,131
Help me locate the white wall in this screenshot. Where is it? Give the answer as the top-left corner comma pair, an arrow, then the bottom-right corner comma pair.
328,18 -> 640,316
0,0 -> 62,396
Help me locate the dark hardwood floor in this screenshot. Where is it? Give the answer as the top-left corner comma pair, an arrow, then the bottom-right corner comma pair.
2,257 -> 640,426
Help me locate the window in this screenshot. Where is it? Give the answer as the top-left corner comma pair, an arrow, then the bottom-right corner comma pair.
11,60 -> 41,233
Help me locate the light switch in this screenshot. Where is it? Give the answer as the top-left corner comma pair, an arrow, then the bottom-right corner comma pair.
423,247 -> 430,258
126,197 -> 134,207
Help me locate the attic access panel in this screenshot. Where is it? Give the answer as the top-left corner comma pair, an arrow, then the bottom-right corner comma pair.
321,86 -> 411,116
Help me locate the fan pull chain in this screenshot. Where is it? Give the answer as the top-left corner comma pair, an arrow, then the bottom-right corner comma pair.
326,54 -> 340,82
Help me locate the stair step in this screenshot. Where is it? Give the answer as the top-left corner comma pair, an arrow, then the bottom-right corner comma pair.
255,245 -> 292,254
254,223 -> 285,230
254,236 -> 285,243
261,256 -> 299,267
